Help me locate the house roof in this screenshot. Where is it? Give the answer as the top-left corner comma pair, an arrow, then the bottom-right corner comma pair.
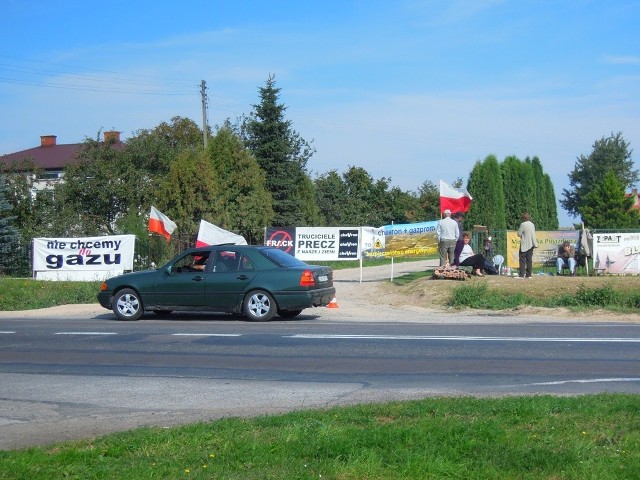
0,132 -> 122,171
0,142 -> 84,170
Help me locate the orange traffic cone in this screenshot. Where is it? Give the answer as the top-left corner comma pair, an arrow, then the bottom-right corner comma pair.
327,297 -> 339,308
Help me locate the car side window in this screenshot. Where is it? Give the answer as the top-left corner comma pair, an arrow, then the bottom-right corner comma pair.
239,255 -> 255,271
173,252 -> 209,273
213,251 -> 239,273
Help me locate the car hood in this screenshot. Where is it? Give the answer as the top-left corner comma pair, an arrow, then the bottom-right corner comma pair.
105,268 -> 158,285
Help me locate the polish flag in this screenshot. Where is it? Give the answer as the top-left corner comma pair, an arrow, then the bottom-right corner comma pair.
196,220 -> 247,247
148,206 -> 177,242
440,180 -> 473,214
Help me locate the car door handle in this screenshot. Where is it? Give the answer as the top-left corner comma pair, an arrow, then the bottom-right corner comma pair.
236,274 -> 249,280
192,276 -> 205,282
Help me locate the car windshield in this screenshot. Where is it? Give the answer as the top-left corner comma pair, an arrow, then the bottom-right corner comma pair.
261,248 -> 307,267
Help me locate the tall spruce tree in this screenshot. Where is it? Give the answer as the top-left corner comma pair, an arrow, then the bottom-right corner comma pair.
243,75 -> 318,226
581,171 -> 637,229
562,132 -> 637,219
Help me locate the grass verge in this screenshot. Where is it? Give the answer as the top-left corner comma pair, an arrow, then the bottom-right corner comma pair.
1,394 -> 638,479
448,279 -> 640,311
0,278 -> 101,311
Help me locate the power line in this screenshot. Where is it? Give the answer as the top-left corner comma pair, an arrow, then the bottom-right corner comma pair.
0,54 -> 196,96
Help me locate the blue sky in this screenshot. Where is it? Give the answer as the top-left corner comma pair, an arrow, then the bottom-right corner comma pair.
1,0 -> 639,227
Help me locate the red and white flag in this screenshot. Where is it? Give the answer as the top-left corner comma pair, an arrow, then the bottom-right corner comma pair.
196,220 -> 247,247
148,206 -> 177,242
440,180 -> 473,214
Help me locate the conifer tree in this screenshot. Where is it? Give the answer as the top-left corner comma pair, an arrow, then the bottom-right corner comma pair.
243,75 -> 318,226
581,171 -> 638,229
501,156 -> 527,229
562,132 -> 637,219
208,127 -> 274,242
0,175 -> 20,272
465,155 -> 507,231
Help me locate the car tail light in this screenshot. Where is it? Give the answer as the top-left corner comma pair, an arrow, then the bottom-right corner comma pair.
299,270 -> 316,287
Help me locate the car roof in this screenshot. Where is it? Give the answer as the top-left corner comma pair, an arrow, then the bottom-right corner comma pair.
182,245 -> 267,255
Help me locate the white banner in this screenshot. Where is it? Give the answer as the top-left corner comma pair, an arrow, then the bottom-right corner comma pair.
360,226 -> 386,258
294,227 -> 360,261
33,235 -> 136,281
593,232 -> 640,274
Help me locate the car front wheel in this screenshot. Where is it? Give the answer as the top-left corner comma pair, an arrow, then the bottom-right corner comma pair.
112,288 -> 144,321
243,290 -> 276,322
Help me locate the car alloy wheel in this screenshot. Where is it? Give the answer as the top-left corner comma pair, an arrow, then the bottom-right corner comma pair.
244,289 -> 276,322
113,288 -> 144,321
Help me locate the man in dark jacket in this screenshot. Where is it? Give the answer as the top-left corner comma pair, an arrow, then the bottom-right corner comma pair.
556,241 -> 576,276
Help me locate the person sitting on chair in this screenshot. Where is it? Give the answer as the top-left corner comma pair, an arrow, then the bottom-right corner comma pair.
556,241 -> 576,276
458,233 -> 488,276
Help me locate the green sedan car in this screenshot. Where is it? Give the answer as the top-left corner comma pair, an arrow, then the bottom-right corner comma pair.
98,245 -> 336,321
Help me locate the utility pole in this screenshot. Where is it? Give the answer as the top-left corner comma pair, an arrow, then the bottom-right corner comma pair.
200,80 -> 208,148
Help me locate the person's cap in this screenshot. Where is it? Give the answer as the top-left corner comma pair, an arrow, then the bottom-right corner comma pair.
444,209 -> 451,215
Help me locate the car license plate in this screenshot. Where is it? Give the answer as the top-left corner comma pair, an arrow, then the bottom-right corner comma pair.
318,274 -> 328,282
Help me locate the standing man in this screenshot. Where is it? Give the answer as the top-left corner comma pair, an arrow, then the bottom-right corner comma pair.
516,212 -> 538,278
436,209 -> 459,266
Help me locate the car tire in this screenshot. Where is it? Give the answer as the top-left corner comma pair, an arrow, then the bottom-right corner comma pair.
277,309 -> 303,318
112,288 -> 144,321
243,289 -> 276,322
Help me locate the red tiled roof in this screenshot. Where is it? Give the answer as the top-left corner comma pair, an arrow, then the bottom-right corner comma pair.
0,143 -> 84,170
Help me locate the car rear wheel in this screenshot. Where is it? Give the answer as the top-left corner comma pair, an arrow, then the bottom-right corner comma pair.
277,309 -> 303,318
243,290 -> 276,322
112,288 -> 144,321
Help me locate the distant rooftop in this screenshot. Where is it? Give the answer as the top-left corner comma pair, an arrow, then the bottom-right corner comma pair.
0,131 -> 122,171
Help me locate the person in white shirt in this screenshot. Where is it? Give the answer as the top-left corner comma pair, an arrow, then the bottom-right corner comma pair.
458,232 -> 488,276
436,209 -> 460,266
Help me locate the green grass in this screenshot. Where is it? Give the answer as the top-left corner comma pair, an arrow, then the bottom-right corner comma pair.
0,278 -> 101,311
1,394 -> 638,479
448,281 -> 640,311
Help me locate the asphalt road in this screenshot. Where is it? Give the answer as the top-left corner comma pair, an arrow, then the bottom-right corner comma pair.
1,314 -> 639,450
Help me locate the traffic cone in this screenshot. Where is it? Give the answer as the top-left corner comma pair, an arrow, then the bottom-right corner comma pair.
327,297 -> 339,308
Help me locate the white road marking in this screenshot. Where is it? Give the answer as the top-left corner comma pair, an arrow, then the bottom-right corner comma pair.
55,332 -> 118,335
0,331 -> 16,334
518,378 -> 640,386
288,334 -> 640,343
172,333 -> 241,337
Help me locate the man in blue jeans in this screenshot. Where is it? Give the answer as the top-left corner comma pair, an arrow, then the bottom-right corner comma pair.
556,241 -> 576,276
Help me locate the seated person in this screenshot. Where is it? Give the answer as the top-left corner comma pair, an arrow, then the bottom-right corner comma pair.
458,233 -> 488,276
189,253 -> 209,271
556,241 -> 576,275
